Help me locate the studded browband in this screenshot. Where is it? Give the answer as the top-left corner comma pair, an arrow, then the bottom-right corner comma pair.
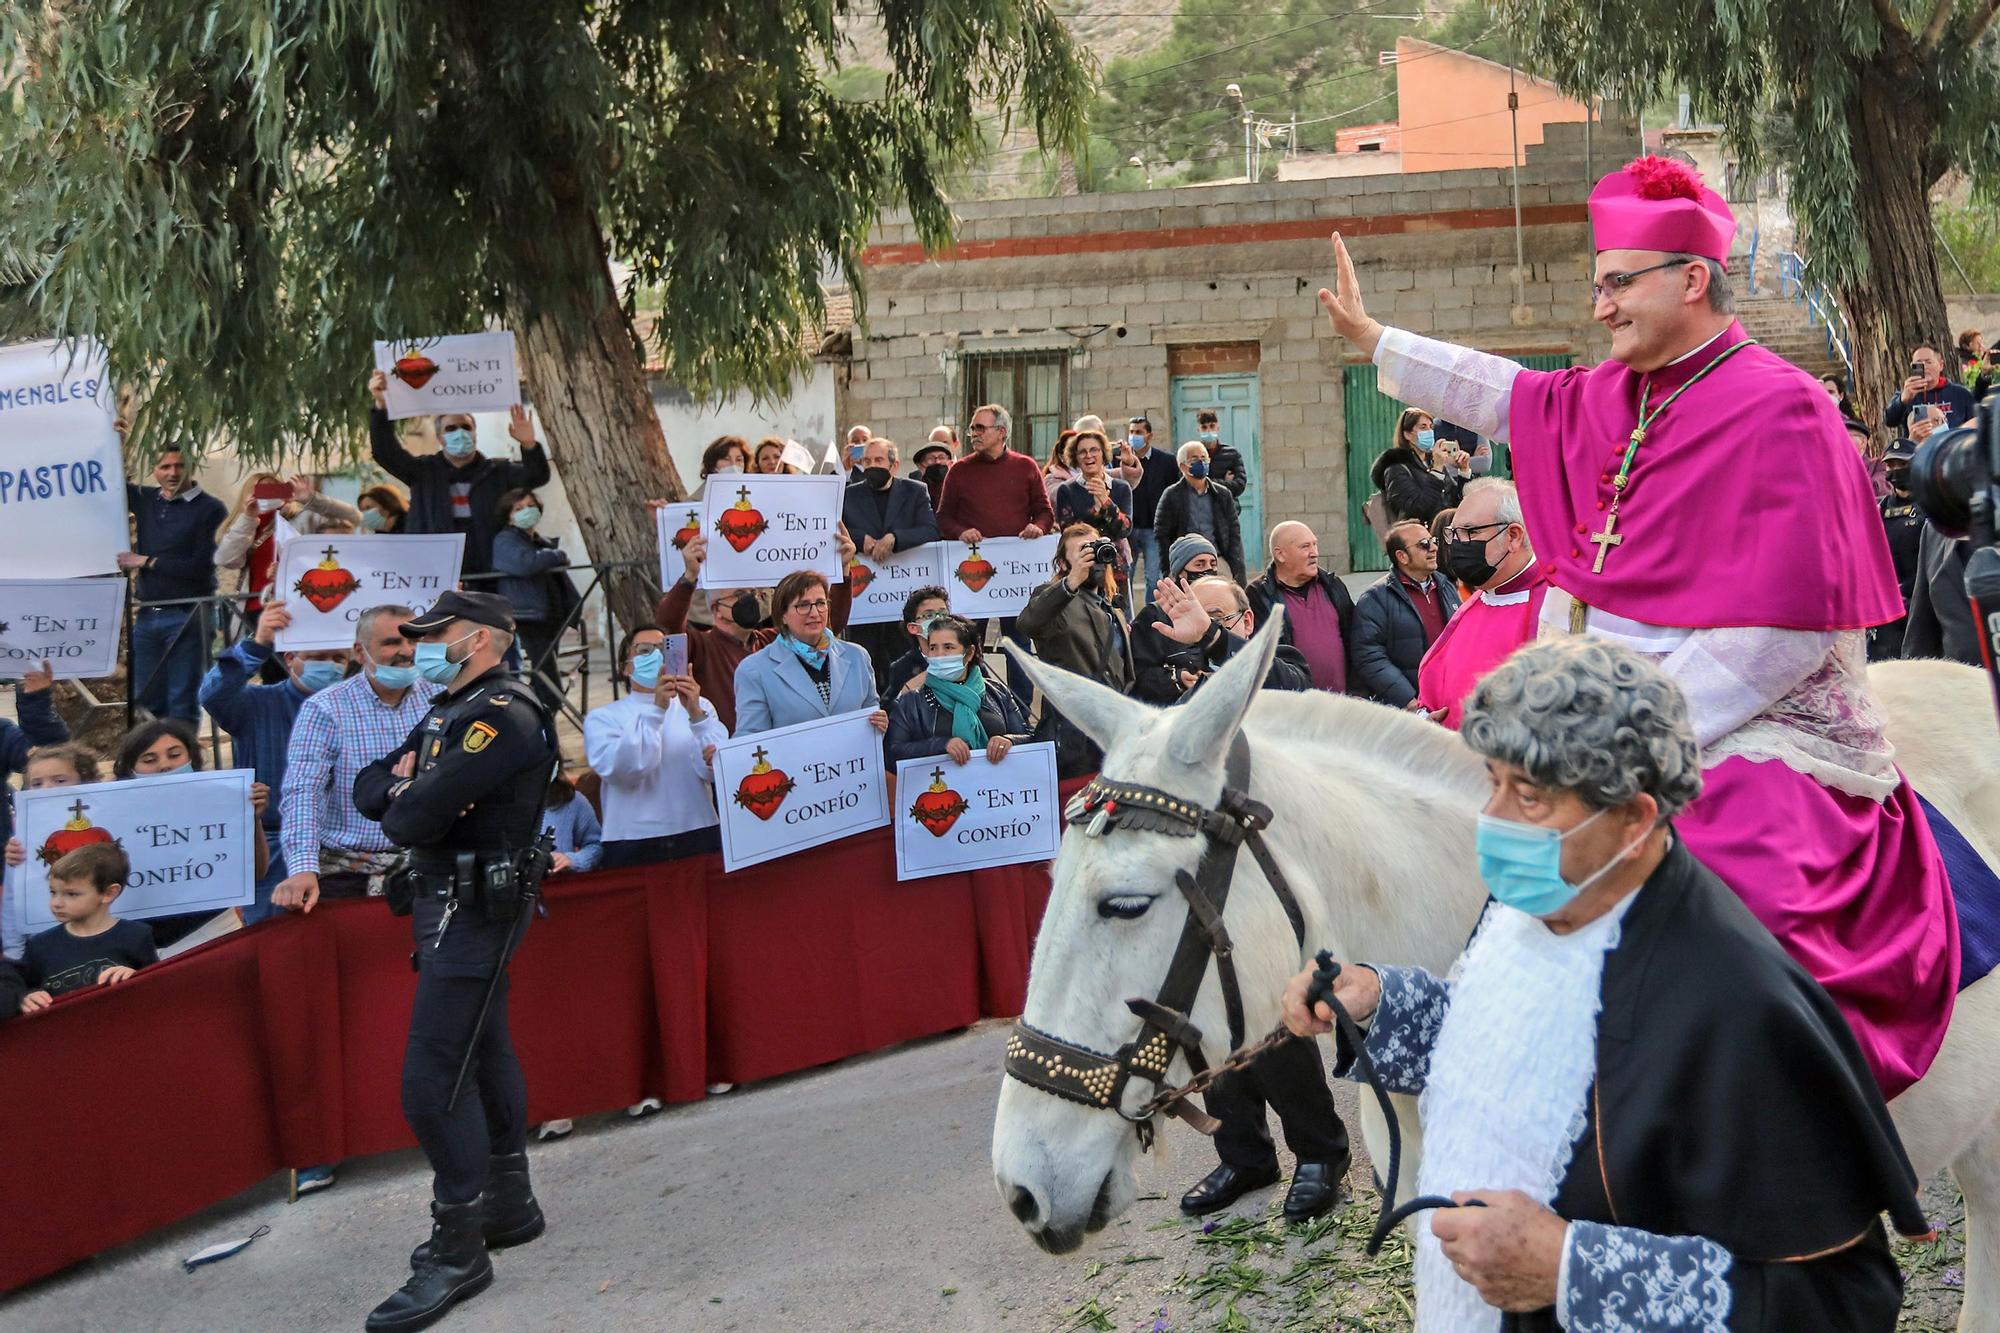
1006,734 -> 1307,1147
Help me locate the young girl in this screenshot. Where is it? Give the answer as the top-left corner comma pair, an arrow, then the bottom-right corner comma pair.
4,743 -> 103,958
112,720 -> 270,944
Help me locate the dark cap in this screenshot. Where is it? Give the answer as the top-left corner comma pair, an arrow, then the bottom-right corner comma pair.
1840,415 -> 1870,436
399,589 -> 516,638
912,443 -> 952,466
1884,437 -> 1918,462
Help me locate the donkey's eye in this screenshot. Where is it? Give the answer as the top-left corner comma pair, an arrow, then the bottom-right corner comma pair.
1097,894 -> 1155,920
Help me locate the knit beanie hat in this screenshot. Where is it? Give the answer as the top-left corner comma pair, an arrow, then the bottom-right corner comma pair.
1168,534 -> 1220,580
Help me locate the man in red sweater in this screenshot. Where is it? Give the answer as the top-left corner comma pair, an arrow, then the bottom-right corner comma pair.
935,403 -> 1054,694
654,529 -> 853,732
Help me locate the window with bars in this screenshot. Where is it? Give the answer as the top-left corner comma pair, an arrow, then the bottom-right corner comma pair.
961,349 -> 1069,461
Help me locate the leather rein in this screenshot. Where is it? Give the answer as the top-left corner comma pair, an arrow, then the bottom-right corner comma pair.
1003,733 -> 1306,1151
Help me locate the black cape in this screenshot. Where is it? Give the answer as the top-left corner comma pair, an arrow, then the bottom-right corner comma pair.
1521,839 -> 1929,1331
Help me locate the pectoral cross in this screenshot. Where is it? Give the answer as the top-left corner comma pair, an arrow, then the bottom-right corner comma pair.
1588,509 -> 1623,574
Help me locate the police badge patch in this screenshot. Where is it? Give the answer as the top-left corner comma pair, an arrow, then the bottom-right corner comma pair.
463,721 -> 500,754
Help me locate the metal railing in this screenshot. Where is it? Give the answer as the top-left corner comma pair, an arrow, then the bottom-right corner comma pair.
1777,251 -> 1855,381
113,560 -> 661,752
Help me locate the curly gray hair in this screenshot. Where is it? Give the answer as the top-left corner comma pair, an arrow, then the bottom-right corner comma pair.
1462,638 -> 1704,817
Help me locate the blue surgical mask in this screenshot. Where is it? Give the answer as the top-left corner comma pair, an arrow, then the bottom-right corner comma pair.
1186,460 -> 1209,479
1476,808 -> 1641,917
1199,431 -> 1219,445
925,654 -> 969,683
1416,429 -> 1436,452
414,630 -> 479,686
369,658 -> 417,690
511,506 -> 541,530
1128,434 -> 1145,451
629,648 -> 664,690
162,762 -> 195,776
441,428 -> 476,458
360,507 -> 386,532
297,660 -> 345,693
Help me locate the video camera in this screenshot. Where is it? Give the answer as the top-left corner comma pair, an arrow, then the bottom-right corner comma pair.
1907,396 -> 2000,713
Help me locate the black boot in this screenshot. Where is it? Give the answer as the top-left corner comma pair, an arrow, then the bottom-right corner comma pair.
367,1199 -> 493,1333
481,1152 -> 545,1249
411,1153 -> 545,1264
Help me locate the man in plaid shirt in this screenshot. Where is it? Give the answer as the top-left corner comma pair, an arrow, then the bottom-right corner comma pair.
275,604 -> 439,911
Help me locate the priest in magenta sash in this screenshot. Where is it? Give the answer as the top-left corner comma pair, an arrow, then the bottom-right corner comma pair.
1416,477 -> 1551,729
1320,155 -> 1957,1098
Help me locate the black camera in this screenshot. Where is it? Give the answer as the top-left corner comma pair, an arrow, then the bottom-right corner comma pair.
1082,538 -> 1118,567
1908,398 -> 2000,711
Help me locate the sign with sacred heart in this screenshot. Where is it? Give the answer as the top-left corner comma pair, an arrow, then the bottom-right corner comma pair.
844,543 -> 949,627
273,533 -> 465,651
712,708 -> 888,871
695,473 -> 844,591
655,501 -> 703,592
370,332 -> 522,421
944,535 -> 1059,619
11,770 -> 255,927
893,742 -> 1060,881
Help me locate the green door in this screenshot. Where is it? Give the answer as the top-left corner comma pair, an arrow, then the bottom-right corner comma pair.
1342,352 -> 1572,572
1169,373 -> 1263,567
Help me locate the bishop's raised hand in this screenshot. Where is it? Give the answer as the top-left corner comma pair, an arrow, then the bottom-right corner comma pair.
1317,232 -> 1385,358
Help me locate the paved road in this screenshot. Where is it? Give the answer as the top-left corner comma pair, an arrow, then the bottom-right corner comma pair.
3,1021 -> 1340,1333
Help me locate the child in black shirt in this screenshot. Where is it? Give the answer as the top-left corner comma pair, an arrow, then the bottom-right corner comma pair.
18,842 -> 156,1014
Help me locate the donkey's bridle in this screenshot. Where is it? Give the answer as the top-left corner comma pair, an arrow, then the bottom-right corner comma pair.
1004,733 -> 1305,1149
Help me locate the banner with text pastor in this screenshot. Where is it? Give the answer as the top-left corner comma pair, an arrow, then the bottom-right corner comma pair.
372,332 -> 521,421
0,578 -> 125,678
15,770 -> 256,928
697,474 -> 845,591
845,544 -> 948,626
714,708 -> 888,871
893,742 -> 1060,881
273,534 -> 465,651
0,339 -> 129,577
944,535 -> 1060,619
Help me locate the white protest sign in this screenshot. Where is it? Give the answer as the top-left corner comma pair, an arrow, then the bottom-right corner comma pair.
779,439 -> 816,473
894,742 -> 1061,881
697,473 -> 844,591
713,708 -> 888,871
0,578 -> 125,678
845,544 -> 948,627
273,534 -> 465,651
371,332 -> 521,421
944,535 -> 1060,619
0,339 -> 129,577
15,770 -> 256,927
655,499 -> 703,593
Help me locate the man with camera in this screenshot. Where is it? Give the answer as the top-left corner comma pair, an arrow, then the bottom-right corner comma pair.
1885,343 -> 1977,432
351,590 -> 558,1332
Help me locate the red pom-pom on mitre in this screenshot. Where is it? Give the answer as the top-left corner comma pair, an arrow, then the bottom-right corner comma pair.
1622,155 -> 1705,201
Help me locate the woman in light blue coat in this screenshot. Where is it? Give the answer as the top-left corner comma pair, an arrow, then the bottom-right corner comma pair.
733,570 -> 890,736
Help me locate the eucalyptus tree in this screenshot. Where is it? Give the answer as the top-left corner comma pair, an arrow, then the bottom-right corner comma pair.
0,1 -> 1090,629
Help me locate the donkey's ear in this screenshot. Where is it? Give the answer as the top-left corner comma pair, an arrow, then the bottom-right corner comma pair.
1003,640 -> 1153,751
1166,603 -> 1284,768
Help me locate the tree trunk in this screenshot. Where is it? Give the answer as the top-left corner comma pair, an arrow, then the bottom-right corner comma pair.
1837,58 -> 1954,429
500,196 -> 686,639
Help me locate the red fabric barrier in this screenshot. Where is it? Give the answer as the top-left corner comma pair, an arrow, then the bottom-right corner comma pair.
0,843 -> 1051,1293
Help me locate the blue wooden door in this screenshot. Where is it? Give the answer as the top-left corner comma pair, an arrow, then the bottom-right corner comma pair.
1169,373 -> 1263,568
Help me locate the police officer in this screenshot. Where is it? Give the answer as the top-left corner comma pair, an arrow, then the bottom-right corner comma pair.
1872,437 -> 1924,662
353,590 -> 556,1332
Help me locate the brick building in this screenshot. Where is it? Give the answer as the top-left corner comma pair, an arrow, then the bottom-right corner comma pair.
839,118 -> 1641,573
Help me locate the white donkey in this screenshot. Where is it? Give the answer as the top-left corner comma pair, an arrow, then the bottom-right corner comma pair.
990,614 -> 2000,1333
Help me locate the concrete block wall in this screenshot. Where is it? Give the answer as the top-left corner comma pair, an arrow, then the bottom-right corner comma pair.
842,119 -> 1638,571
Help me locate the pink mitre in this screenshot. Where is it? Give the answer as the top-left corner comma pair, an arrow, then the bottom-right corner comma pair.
1588,156 -> 1735,263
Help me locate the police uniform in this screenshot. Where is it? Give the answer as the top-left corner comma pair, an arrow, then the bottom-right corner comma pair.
1872,439 -> 1924,662
351,590 -> 556,1333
